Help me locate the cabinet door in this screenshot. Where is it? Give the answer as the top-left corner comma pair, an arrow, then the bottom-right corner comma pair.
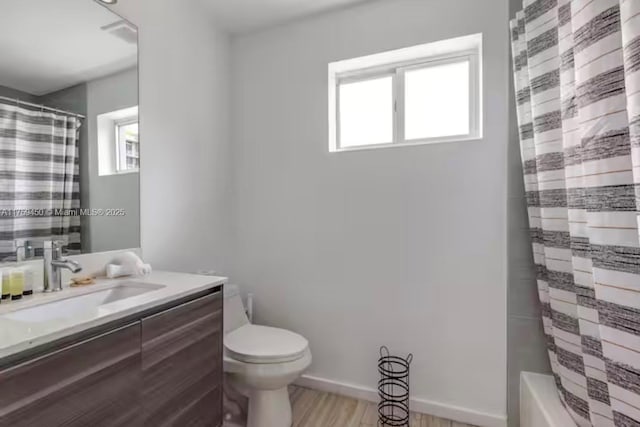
141,292 -> 223,427
0,323 -> 141,427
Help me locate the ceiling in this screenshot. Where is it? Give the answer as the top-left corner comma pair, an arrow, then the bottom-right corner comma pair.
201,0 -> 371,34
0,0 -> 137,96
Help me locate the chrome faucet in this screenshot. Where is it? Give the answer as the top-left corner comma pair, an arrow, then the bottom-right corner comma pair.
44,241 -> 82,292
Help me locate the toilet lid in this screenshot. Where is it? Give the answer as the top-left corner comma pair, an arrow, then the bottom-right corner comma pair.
225,324 -> 309,364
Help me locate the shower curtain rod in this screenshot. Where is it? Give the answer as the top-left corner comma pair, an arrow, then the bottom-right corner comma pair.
0,96 -> 86,119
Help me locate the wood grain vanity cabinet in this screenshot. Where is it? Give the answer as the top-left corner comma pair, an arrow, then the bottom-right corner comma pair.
0,288 -> 223,427
141,292 -> 223,426
0,323 -> 142,427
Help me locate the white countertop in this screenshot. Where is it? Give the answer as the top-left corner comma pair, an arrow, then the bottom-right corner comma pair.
0,271 -> 226,360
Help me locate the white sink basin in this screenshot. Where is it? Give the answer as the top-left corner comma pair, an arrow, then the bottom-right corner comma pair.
2,282 -> 165,323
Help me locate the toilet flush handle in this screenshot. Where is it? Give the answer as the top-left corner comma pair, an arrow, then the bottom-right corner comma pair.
246,293 -> 254,322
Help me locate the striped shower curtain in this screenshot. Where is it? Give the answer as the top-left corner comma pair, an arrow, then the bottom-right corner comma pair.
511,0 -> 640,426
0,100 -> 81,260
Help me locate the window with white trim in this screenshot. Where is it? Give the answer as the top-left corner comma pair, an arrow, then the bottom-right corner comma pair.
115,118 -> 139,172
329,34 -> 482,152
97,106 -> 139,176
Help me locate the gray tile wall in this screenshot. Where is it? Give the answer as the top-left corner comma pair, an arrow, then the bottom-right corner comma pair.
507,1 -> 552,425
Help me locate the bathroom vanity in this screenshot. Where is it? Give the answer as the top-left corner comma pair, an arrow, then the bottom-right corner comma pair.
0,272 -> 225,427
0,1 -> 225,425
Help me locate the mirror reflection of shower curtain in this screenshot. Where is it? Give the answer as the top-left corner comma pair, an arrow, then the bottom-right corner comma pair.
0,100 -> 81,260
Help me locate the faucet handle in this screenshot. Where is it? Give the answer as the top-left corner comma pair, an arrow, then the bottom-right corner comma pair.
13,239 -> 35,261
44,240 -> 67,259
44,240 -> 65,250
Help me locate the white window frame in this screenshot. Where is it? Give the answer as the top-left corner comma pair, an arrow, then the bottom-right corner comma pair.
115,117 -> 139,173
329,34 -> 483,153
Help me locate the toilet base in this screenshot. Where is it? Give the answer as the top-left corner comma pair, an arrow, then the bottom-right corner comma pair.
247,386 -> 292,427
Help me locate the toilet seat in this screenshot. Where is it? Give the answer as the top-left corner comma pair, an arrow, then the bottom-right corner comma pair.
225,324 -> 309,364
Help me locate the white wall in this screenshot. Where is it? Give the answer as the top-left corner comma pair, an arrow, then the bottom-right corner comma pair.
107,0 -> 231,273
230,0 -> 509,424
108,0 -> 510,423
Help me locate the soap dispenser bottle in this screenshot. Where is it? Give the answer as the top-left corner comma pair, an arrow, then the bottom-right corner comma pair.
0,268 -> 10,301
23,267 -> 34,296
9,268 -> 24,300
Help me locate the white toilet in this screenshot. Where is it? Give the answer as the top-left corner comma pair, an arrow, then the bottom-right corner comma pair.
223,285 -> 312,427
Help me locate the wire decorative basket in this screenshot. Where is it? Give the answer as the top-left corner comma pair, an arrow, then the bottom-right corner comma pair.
378,346 -> 413,427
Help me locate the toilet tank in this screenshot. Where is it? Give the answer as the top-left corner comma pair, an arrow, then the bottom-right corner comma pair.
223,284 -> 249,334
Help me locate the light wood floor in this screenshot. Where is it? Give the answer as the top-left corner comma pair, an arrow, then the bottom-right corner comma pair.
289,385 -> 477,427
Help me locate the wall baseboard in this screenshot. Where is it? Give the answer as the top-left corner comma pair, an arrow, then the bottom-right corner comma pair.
295,374 -> 508,427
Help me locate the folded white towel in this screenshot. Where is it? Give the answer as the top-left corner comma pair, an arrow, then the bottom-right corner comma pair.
104,251 -> 152,279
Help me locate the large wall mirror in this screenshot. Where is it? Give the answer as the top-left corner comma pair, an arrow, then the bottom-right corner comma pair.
0,0 -> 140,260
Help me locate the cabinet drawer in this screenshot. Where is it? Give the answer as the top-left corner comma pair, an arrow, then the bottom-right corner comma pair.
141,291 -> 223,427
0,323 -> 141,427
141,291 -> 222,354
